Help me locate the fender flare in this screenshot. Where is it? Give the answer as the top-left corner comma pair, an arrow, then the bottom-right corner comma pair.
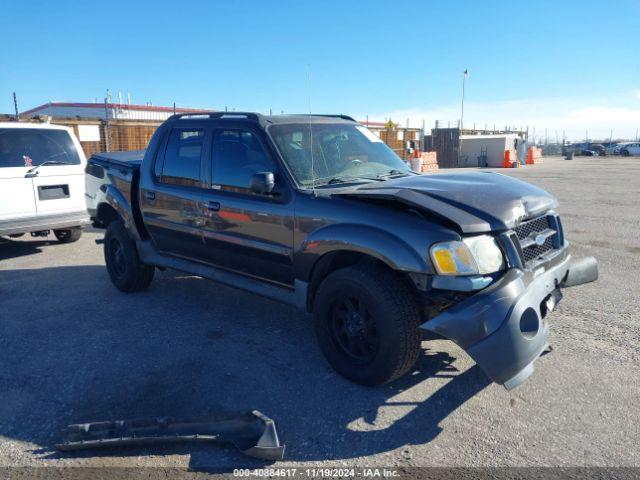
295,223 -> 431,283
101,184 -> 142,241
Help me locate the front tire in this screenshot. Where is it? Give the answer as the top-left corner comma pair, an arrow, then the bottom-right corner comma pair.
104,220 -> 154,292
314,263 -> 421,386
54,227 -> 82,243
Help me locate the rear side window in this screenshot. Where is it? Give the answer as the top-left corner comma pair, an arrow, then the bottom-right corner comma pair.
211,129 -> 275,191
159,128 -> 204,186
0,128 -> 81,168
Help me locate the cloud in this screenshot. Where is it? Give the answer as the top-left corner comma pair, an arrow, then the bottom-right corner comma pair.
634,90 -> 640,101
356,97 -> 640,141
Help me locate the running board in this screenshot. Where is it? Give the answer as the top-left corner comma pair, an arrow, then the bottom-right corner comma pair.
137,241 -> 300,308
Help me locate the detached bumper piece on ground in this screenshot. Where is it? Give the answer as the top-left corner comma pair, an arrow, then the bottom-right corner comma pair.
56,410 -> 284,461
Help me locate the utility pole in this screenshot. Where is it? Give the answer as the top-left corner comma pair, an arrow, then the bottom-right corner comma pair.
103,98 -> 111,152
13,92 -> 19,120
460,69 -> 468,131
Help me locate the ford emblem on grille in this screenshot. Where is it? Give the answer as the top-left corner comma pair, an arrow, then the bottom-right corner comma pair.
532,233 -> 546,246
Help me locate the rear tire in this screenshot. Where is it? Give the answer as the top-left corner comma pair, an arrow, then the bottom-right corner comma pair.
54,228 -> 82,243
104,220 -> 154,292
313,263 -> 421,386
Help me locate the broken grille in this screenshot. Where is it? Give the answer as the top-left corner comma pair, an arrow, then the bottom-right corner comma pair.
514,215 -> 557,265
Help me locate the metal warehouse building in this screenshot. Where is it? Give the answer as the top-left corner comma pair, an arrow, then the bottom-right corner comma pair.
15,102 -> 206,158
21,102 -> 205,121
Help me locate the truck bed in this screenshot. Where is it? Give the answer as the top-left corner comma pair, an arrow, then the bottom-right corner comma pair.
85,150 -> 145,223
89,150 -> 145,170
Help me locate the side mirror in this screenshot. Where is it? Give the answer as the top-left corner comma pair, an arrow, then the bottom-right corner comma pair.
250,172 -> 275,195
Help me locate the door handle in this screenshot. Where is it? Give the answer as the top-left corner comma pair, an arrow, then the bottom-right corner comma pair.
146,191 -> 156,201
207,201 -> 220,211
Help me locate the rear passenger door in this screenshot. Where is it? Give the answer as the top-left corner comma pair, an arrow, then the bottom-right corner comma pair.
28,129 -> 86,216
141,126 -> 209,260
0,129 -> 37,222
198,127 -> 295,286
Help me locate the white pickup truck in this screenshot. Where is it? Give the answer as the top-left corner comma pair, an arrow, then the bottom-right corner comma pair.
0,122 -> 90,242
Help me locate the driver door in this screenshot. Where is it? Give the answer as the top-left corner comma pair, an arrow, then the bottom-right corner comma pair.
198,127 -> 295,286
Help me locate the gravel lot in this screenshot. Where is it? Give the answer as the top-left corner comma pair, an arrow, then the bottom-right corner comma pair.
1,155 -> 639,472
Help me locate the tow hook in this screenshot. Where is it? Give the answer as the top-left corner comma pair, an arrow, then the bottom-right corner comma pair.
541,289 -> 563,318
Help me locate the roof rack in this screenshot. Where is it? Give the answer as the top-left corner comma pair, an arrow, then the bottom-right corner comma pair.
168,112 -> 262,122
287,114 -> 356,122
167,112 -> 356,124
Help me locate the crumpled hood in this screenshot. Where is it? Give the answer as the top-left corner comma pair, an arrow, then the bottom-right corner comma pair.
334,171 -> 558,233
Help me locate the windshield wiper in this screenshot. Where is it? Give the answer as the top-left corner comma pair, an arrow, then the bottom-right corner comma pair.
27,160 -> 71,174
327,176 -> 351,184
377,169 -> 413,178
358,169 -> 413,181
314,176 -> 375,187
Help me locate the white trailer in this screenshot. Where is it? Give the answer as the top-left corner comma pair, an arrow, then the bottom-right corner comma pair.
459,134 -> 525,168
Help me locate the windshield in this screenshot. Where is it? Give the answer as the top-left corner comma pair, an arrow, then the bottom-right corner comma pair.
0,128 -> 81,168
268,123 -> 411,187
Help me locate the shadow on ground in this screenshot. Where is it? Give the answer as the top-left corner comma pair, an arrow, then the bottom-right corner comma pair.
0,264 -> 490,471
0,237 -> 58,260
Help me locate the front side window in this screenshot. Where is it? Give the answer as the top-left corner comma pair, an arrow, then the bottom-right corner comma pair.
268,123 -> 410,187
211,129 -> 275,191
0,128 -> 81,168
159,128 -> 203,186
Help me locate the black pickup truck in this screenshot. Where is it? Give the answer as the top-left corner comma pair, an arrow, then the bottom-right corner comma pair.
86,112 -> 597,390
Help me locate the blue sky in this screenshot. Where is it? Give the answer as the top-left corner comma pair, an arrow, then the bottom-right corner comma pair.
1,0 -> 639,140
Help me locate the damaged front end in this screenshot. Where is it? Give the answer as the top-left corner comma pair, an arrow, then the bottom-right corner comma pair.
420,212 -> 598,390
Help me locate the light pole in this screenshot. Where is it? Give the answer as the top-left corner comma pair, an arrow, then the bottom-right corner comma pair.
460,69 -> 469,131
457,69 -> 469,167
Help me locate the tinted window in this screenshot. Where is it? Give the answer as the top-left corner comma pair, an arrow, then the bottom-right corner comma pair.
0,128 -> 81,168
211,130 -> 274,191
160,128 -> 203,186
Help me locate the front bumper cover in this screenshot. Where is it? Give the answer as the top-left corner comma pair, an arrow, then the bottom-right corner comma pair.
420,250 -> 598,390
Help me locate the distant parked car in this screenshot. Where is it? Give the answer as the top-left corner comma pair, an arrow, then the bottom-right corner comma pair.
620,143 -> 640,156
581,149 -> 597,156
588,144 -> 605,156
604,143 -> 621,155
0,122 -> 90,241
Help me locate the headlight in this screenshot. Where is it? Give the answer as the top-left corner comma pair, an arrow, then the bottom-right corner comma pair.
463,235 -> 505,274
430,235 -> 505,276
